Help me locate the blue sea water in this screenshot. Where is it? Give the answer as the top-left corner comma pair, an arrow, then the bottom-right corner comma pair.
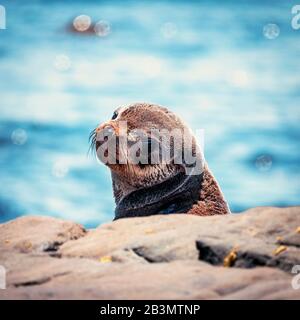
0,0 -> 299,227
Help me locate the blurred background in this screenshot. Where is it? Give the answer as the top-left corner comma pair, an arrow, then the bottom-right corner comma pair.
0,0 -> 299,227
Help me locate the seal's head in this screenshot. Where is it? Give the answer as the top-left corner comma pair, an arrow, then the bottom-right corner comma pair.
91,103 -> 229,219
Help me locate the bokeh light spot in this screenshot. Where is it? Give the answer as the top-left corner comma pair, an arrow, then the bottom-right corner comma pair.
11,128 -> 28,145
255,155 -> 273,172
94,20 -> 111,37
263,23 -> 280,40
73,15 -> 92,32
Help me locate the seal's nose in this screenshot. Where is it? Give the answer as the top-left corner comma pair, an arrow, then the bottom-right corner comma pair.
95,122 -> 121,164
95,123 -> 118,153
96,122 -> 118,136
102,124 -> 115,136
95,124 -> 115,147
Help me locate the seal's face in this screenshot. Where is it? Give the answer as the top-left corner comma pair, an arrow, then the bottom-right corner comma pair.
90,103 -> 229,219
91,103 -> 202,203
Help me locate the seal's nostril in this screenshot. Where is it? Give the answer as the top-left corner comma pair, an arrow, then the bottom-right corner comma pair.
103,125 -> 115,135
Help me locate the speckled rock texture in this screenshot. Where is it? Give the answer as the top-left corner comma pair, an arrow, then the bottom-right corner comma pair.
0,207 -> 299,299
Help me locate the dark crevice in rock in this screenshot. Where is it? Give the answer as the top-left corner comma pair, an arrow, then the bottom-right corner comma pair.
234,252 -> 271,268
41,241 -> 64,259
277,237 -> 300,249
48,252 -> 62,258
196,241 -> 226,265
131,247 -> 164,263
43,241 -> 63,252
132,247 -> 156,263
13,272 -> 70,288
196,240 -> 298,273
41,228 -> 88,258
14,277 -> 51,287
42,233 -> 88,258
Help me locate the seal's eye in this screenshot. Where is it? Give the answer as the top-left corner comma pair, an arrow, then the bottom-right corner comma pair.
111,111 -> 118,120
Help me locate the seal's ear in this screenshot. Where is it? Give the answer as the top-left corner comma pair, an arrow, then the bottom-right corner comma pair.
187,165 -> 230,216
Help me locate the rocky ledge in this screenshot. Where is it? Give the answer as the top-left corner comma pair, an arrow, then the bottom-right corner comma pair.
0,207 -> 300,300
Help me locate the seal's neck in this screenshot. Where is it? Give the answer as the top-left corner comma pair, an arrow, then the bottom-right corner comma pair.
114,171 -> 203,220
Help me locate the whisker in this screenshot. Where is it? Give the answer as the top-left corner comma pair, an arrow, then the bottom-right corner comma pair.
87,128 -> 97,157
89,128 -> 96,136
89,128 -> 97,142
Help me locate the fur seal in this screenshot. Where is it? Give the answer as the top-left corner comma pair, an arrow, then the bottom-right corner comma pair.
90,103 -> 230,219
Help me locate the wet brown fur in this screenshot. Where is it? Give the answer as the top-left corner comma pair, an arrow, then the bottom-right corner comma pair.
187,164 -> 230,215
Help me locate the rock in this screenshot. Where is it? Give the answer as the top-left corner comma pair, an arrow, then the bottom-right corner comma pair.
0,215 -> 86,254
0,207 -> 300,299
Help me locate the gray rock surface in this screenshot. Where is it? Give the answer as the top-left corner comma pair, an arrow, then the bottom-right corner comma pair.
0,207 -> 300,299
